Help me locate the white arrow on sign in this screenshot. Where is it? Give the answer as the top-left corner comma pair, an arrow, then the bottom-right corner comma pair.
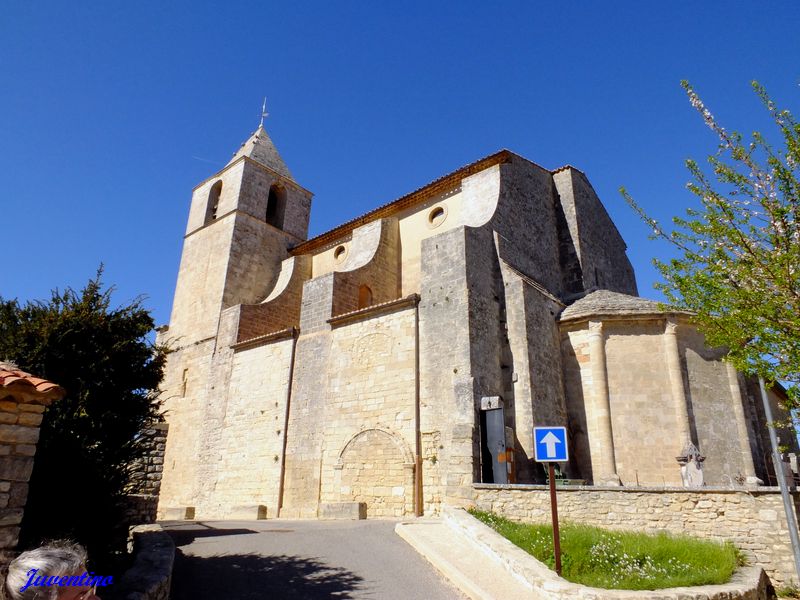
541,432 -> 561,458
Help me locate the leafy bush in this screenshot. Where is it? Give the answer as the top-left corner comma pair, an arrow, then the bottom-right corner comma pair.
0,272 -> 167,571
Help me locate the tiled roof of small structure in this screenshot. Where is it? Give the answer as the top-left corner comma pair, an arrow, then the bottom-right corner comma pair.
291,150 -> 577,256
559,290 -> 692,322
0,362 -> 65,403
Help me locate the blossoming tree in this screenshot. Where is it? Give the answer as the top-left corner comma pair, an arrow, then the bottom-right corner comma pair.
622,81 -> 799,408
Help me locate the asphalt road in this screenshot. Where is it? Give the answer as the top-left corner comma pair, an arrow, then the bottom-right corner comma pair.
163,519 -> 467,600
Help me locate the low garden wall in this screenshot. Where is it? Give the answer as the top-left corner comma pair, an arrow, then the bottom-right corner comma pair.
470,483 -> 799,588
112,524 -> 174,600
444,506 -> 770,600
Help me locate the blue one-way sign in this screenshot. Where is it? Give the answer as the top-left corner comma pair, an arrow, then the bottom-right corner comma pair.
534,427 -> 569,462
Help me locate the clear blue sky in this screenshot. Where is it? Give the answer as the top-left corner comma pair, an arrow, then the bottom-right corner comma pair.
3,2 -> 798,326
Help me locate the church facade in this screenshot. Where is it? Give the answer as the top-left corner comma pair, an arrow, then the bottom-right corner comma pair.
156,126 -> 793,520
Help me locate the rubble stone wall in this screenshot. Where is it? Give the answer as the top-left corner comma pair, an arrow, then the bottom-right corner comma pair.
0,397 -> 46,552
471,483 -> 800,587
126,423 -> 168,524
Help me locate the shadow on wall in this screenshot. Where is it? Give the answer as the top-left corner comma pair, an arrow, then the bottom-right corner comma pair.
560,341 -> 593,484
170,550 -> 364,600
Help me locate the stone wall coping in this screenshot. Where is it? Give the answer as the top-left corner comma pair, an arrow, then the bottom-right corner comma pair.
501,260 -> 564,307
115,524 -> 175,600
231,327 -> 297,351
474,483 -> 790,495
164,335 -> 215,355
443,506 -> 769,600
328,294 -> 420,328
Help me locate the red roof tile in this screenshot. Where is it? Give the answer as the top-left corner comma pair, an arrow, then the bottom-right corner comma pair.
0,363 -> 65,404
290,150 -> 587,256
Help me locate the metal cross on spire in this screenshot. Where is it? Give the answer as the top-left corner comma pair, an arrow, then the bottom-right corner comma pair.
259,97 -> 269,128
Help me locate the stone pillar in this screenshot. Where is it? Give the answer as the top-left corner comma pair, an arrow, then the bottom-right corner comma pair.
0,365 -> 65,562
587,321 -> 619,485
725,362 -> 762,485
663,318 -> 692,448
126,423 -> 169,524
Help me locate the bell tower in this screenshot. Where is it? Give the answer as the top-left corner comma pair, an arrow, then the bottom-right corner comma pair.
168,125 -> 313,343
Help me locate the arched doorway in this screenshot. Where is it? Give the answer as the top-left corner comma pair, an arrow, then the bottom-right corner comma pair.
337,429 -> 413,517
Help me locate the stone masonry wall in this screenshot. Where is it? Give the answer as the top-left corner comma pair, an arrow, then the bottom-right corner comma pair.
160,150 -> 311,518
741,378 -> 798,485
419,225 -> 507,511
280,276 -> 335,517
680,325 -> 753,484
129,424 -> 168,496
213,338 -> 294,516
560,316 -> 783,489
396,185 -> 464,295
0,398 -> 45,551
560,326 -> 595,481
236,255 -> 311,342
502,265 -> 569,483
234,159 -> 311,242
419,226 -> 474,513
185,159 -> 246,235
157,338 -> 214,515
335,218 -> 401,309
168,217 -> 234,341
493,157 -> 563,295
744,377 -> 775,485
192,306 -> 243,517
552,168 -> 637,295
320,308 -> 417,517
281,219 -> 405,517
603,319 -> 682,486
221,212 -> 290,311
126,423 -> 168,525
471,484 -> 800,588
111,524 -> 175,600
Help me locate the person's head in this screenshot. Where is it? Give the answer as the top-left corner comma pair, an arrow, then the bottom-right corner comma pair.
3,541 -> 100,600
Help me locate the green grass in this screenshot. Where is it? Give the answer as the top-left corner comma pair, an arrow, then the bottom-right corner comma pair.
468,509 -> 741,590
777,585 -> 800,599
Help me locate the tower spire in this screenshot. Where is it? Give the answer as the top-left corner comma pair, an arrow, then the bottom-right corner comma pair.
259,97 -> 268,128
227,104 -> 293,179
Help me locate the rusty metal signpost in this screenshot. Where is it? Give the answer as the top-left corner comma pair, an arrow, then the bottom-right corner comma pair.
534,426 -> 569,576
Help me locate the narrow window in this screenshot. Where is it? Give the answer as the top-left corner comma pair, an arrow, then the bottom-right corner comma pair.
181,368 -> 189,397
358,285 -> 373,309
266,185 -> 286,229
205,181 -> 222,224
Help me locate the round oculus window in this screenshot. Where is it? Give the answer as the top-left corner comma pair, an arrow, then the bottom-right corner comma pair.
428,206 -> 446,228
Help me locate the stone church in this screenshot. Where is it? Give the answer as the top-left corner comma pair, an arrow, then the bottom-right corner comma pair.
156,125 -> 794,520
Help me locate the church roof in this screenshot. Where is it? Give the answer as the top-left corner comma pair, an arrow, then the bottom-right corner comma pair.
559,289 -> 690,322
292,149 -> 540,255
290,148 -> 586,255
227,125 -> 293,180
